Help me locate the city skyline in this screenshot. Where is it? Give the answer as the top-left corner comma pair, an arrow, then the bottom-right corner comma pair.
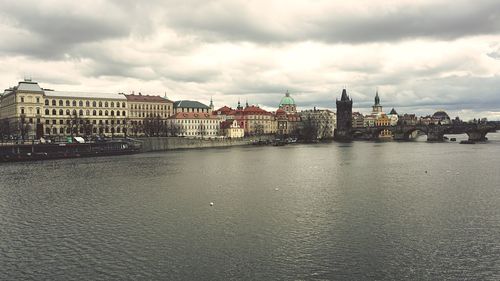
1,1 -> 500,120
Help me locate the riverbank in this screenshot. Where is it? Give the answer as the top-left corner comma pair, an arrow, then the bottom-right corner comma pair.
138,136 -> 274,152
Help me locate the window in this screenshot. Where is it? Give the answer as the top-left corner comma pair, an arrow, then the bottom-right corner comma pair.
122,111 -> 126,116
122,102 -> 125,108
79,101 -> 83,107
105,102 -> 108,107
20,96 -> 24,103
117,102 -> 120,108
52,120 -> 56,125
86,101 -> 90,107
20,107 -> 25,114
52,100 -> 56,106
60,128 -> 64,134
99,101 -> 102,107
59,109 -> 63,115
45,109 -> 50,115
93,110 -> 96,116
36,108 -> 40,115
53,128 -> 57,134
93,101 -> 97,107
45,100 -> 49,105
66,109 -> 70,115
99,110 -> 102,116
117,111 -> 120,116
111,102 -> 114,107
79,110 -> 84,116
72,100 -> 76,106
66,100 -> 70,106
60,120 -> 63,124
105,110 -> 108,116
111,110 -> 114,116
59,100 -> 63,106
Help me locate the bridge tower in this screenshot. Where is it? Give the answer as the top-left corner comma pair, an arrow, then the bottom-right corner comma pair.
334,88 -> 353,141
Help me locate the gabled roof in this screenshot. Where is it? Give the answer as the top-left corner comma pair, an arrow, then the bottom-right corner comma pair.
389,108 -> 398,115
174,100 -> 210,109
125,94 -> 173,103
243,105 -> 272,115
215,106 -> 233,115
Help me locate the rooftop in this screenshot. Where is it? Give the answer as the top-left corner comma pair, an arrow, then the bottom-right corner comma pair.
125,94 -> 173,103
174,100 -> 210,109
44,90 -> 126,100
168,112 -> 218,119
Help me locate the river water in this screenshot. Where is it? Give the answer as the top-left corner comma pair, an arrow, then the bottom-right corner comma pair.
1,133 -> 500,280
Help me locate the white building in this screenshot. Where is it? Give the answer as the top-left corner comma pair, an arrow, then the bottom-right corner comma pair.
167,112 -> 220,138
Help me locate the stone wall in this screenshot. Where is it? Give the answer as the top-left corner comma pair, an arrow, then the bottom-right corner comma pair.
137,136 -> 274,152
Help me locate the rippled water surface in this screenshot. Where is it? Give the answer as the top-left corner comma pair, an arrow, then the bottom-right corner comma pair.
1,134 -> 500,280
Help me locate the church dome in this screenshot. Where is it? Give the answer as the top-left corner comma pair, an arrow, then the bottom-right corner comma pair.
279,91 -> 295,107
432,110 -> 450,120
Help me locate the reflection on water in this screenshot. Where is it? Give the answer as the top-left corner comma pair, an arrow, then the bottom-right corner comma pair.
1,133 -> 500,280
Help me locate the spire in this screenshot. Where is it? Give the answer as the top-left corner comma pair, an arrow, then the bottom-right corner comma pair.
245,99 -> 249,107
209,96 -> 214,110
375,90 -> 380,105
164,92 -> 168,99
285,90 -> 290,97
341,88 -> 349,101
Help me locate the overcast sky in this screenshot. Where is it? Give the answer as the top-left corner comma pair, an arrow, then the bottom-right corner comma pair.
1,0 -> 500,120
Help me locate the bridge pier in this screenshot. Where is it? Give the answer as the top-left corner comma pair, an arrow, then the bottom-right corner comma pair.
467,131 -> 488,142
393,132 -> 408,141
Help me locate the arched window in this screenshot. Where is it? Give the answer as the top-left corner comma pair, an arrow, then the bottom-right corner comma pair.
60,127 -> 64,134
59,109 -> 63,115
72,109 -> 77,115
66,109 -> 70,115
86,101 -> 90,107
53,127 -> 57,134
111,127 -> 115,134
105,102 -> 108,107
122,111 -> 126,116
117,111 -> 120,116
93,101 -> 97,107
117,127 -> 121,133
122,102 -> 125,108
99,110 -> 102,116
66,100 -> 70,106
79,101 -> 83,107
59,100 -> 63,106
45,100 -> 49,105
117,102 -> 120,108
72,100 -> 77,106
52,109 -> 56,115
66,128 -> 71,134
79,109 -> 83,116
99,101 -> 102,107
111,110 -> 114,116
93,110 -> 97,116
45,109 -> 50,115
52,100 -> 56,106
111,102 -> 114,107
105,127 -> 109,133
105,110 -> 109,116
86,110 -> 90,116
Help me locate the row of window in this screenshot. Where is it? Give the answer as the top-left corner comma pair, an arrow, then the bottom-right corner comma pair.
45,126 -> 125,135
43,99 -> 126,108
131,104 -> 170,110
44,119 -> 124,125
44,109 -> 126,117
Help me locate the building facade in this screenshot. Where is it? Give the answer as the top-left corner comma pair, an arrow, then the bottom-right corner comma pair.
0,80 -> 129,140
299,108 -> 336,139
167,112 -> 220,137
125,93 -> 174,136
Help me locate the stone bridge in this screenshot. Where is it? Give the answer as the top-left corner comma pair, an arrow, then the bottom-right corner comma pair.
352,123 -> 496,142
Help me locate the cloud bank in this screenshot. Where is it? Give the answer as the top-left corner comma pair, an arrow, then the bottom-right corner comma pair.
1,0 -> 500,120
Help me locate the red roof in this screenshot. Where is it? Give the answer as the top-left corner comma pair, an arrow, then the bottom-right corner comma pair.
243,105 -> 272,115
125,94 -> 173,103
168,112 -> 218,119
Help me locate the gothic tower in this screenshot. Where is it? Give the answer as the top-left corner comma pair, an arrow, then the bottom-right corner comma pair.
334,88 -> 353,141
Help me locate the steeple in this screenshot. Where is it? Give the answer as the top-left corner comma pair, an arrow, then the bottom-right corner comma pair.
375,90 -> 380,105
209,96 -> 214,111
340,88 -> 349,101
237,99 -> 242,110
245,99 -> 249,108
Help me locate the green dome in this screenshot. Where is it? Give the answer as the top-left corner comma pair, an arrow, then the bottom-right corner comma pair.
279,91 -> 295,106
